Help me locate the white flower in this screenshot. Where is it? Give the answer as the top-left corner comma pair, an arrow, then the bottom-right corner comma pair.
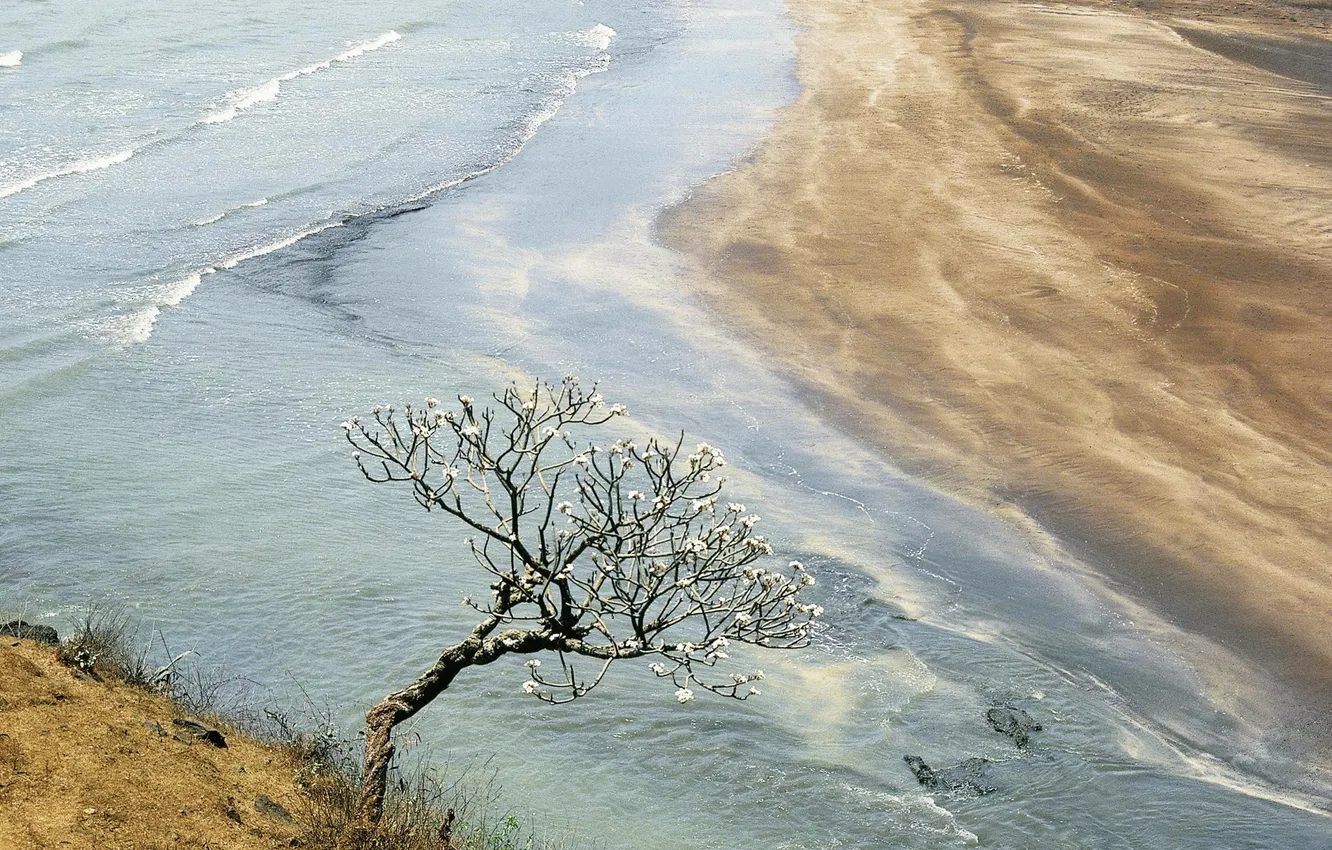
628,490 -> 645,501
426,397 -> 439,408
573,454 -> 590,468
522,680 -> 539,694
747,687 -> 761,696
522,400 -> 535,412
609,403 -> 627,415
683,538 -> 707,554
751,670 -> 766,681
727,503 -> 746,514
799,573 -> 816,587
351,451 -> 361,460
740,515 -> 761,528
543,426 -> 559,438
340,419 -> 358,431
459,395 -> 473,406
675,687 -> 695,704
648,662 -> 666,675
745,537 -> 774,554
790,560 -> 805,571
460,424 -> 480,438
589,393 -> 604,406
461,596 -> 472,606
443,466 -> 458,480
734,612 -> 752,625
695,442 -> 714,455
558,501 -> 574,514
525,659 -> 542,669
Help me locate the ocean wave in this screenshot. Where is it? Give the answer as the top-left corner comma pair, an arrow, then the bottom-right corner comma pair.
193,197 -> 269,227
199,30 -> 401,125
98,221 -> 349,344
0,149 -> 134,200
95,23 -> 611,345
406,24 -> 617,203
0,51 -> 21,68
218,221 -> 344,269
200,78 -> 280,124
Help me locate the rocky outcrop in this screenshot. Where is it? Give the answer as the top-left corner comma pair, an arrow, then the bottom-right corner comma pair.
2,620 -> 58,646
986,706 -> 1043,748
903,755 -> 996,795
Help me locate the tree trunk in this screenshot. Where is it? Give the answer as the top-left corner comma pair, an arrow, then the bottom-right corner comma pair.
334,626 -> 546,849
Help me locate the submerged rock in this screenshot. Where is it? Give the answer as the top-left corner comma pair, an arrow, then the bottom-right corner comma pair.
903,754 -> 996,795
2,620 -> 58,646
986,706 -> 1043,748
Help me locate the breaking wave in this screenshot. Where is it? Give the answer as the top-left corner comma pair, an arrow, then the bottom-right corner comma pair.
98,222 -> 347,344
0,150 -> 135,200
0,32 -> 402,200
96,22 -> 615,346
193,197 -> 269,227
200,30 -> 401,125
408,23 -> 616,201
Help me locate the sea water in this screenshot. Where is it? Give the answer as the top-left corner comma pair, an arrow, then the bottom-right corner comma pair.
1,1 -> 1330,847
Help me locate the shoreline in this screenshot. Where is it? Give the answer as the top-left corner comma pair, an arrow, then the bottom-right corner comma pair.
658,0 -> 1332,760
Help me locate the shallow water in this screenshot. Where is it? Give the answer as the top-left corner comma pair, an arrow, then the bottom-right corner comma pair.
2,1 -> 1331,847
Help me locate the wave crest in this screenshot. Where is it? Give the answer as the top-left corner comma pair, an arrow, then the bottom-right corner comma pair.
199,30 -> 401,125
0,149 -> 135,200
0,51 -> 21,68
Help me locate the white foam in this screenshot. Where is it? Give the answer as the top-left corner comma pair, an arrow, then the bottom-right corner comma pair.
193,197 -> 269,227
199,31 -> 401,125
0,149 -> 135,200
580,24 -> 616,52
0,51 -> 21,68
201,78 -> 281,124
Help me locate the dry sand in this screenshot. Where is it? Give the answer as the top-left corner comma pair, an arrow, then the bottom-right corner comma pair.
659,0 -> 1332,745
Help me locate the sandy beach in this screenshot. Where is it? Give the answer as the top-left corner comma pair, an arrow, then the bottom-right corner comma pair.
660,0 -> 1332,744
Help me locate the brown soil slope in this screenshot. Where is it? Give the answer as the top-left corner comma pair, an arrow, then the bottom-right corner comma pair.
0,638 -> 304,849
660,0 -> 1332,737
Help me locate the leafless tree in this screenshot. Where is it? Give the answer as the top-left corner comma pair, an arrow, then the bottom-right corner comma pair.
335,377 -> 822,845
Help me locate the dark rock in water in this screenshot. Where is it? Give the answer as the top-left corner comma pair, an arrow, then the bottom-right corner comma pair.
172,717 -> 227,748
986,706 -> 1043,748
1,620 -> 58,645
903,755 -> 996,795
254,794 -> 293,823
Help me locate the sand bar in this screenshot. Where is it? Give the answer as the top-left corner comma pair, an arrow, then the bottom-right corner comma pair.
660,0 -> 1332,747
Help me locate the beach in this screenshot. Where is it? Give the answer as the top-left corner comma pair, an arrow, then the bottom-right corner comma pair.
661,0 -> 1332,743
7,0 -> 1332,843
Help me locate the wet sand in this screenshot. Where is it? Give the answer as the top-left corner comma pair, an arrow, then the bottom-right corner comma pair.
659,0 -> 1332,747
